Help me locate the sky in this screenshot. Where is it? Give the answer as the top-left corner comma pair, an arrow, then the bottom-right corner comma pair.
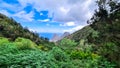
0,0 -> 97,34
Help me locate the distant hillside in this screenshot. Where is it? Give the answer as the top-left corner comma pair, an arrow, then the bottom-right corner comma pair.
0,13 -> 48,45
66,26 -> 94,42
51,32 -> 70,42
50,33 -> 60,42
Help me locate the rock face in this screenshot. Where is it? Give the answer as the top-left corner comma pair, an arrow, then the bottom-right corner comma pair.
60,32 -> 70,39
50,32 -> 70,42
50,33 -> 60,42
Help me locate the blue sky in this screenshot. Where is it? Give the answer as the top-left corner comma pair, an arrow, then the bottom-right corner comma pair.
0,0 -> 96,34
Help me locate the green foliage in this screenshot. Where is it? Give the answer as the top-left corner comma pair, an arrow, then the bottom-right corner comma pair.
58,38 -> 77,49
50,47 -> 69,62
98,42 -> 120,67
42,42 -> 55,50
64,39 -> 116,68
0,41 -> 73,68
0,35 -> 116,68
37,42 -> 56,51
72,58 -> 115,68
86,0 -> 120,67
66,26 -> 94,42
0,43 -> 18,54
78,39 -> 93,52
50,47 -> 75,68
0,37 -> 9,45
69,50 -> 115,68
70,50 -> 90,59
14,37 -> 37,50
37,44 -> 46,50
69,40 -> 98,60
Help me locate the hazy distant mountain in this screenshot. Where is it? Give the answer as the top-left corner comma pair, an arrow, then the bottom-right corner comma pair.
50,32 -> 70,42
60,32 -> 70,39
50,33 -> 60,42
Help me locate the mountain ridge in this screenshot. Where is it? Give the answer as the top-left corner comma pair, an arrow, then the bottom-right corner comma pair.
50,32 -> 70,42
0,13 -> 49,45
66,25 -> 94,42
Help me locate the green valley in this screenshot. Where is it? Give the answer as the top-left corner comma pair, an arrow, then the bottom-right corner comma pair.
0,0 -> 120,68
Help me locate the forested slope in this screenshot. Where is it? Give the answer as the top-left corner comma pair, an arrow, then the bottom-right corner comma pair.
66,26 -> 94,42
0,13 -> 50,45
87,0 -> 120,67
64,0 -> 120,67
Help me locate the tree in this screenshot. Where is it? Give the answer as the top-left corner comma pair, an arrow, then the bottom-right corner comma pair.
87,0 -> 120,67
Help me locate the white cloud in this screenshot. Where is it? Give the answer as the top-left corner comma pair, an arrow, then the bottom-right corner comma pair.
13,11 -> 34,22
40,13 -> 43,16
83,0 -> 93,10
60,21 -> 75,26
63,25 -> 85,33
17,0 -> 96,25
38,19 -> 50,22
29,24 -> 85,33
0,10 -> 11,16
59,7 -> 70,15
0,0 -> 96,24
0,0 -> 97,33
0,9 -> 34,22
0,0 -> 23,12
29,27 -> 64,33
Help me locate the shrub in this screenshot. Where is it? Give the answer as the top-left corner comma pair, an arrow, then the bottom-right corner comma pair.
0,37 -> 116,68
58,38 -> 77,49
50,47 -> 69,62
70,53 -> 116,68
0,37 -> 9,45
98,42 -> 120,67
50,47 -> 75,68
70,50 -> 90,59
37,44 -> 49,51
0,43 -> 18,54
14,37 -> 37,50
0,46 -> 73,68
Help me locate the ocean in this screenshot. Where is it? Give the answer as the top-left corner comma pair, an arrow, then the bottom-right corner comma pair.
39,33 -> 62,40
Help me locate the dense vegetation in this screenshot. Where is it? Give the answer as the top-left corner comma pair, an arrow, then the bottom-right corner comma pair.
0,0 -> 120,67
0,37 -> 115,68
61,0 -> 120,67
87,0 -> 120,67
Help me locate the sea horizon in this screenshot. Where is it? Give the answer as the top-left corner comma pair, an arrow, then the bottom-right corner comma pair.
39,33 -> 62,40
